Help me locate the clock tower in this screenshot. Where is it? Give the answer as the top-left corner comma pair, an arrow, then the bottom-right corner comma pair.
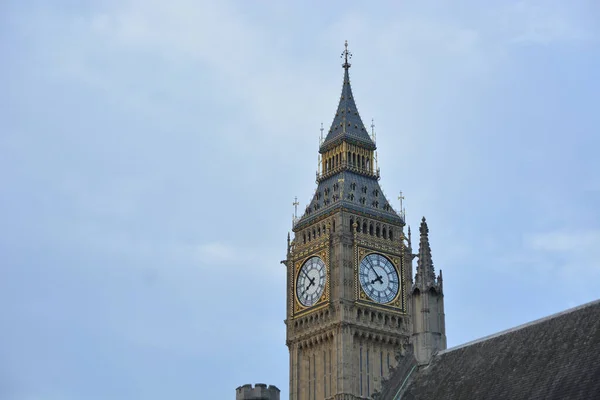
283,43 -> 445,400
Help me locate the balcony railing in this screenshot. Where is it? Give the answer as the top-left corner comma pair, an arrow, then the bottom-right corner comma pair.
317,161 -> 380,182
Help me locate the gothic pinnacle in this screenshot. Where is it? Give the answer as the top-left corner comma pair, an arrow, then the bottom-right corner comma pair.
416,217 -> 436,289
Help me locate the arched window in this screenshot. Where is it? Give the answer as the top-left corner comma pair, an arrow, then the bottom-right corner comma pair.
389,229 -> 393,241
382,227 -> 387,239
350,218 -> 354,232
363,222 -> 367,233
318,226 -> 321,236
303,233 -> 306,244
366,158 -> 370,170
376,226 -> 380,237
333,219 -> 336,232
369,224 -> 374,236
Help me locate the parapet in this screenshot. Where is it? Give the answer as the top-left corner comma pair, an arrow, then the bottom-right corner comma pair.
235,383 -> 280,400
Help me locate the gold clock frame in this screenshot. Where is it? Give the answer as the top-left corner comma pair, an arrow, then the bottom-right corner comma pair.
355,246 -> 406,313
292,247 -> 330,318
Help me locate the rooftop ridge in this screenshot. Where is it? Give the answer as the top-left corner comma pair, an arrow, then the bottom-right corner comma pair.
439,298 -> 600,355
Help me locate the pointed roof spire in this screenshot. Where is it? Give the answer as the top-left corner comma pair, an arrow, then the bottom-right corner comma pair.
320,41 -> 376,153
415,217 -> 437,289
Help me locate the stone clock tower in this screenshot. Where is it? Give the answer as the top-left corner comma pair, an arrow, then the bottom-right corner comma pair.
282,43 -> 446,400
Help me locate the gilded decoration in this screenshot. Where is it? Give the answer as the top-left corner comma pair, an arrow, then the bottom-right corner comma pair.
290,228 -> 330,318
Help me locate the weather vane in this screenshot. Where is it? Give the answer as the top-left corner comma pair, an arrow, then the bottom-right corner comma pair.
341,40 -> 352,69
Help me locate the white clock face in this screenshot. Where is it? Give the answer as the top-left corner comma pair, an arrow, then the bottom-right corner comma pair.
296,256 -> 327,307
359,253 -> 399,304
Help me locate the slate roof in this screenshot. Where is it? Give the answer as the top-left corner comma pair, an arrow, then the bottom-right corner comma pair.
319,64 -> 376,153
378,299 -> 600,400
295,47 -> 401,230
294,170 -> 404,230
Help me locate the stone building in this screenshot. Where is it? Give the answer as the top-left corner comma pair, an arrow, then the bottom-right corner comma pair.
236,384 -> 280,400
237,42 -> 600,400
375,299 -> 600,399
281,42 -> 445,400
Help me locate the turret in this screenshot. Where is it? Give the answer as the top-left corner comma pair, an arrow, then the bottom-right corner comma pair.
235,383 -> 280,400
411,217 -> 447,365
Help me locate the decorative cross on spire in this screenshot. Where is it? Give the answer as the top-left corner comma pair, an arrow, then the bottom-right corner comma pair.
320,122 -> 324,144
398,191 -> 405,212
371,118 -> 376,143
341,40 -> 352,69
293,196 -> 299,219
398,191 -> 407,220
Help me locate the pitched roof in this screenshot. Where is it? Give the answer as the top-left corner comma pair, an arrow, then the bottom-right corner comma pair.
319,57 -> 376,153
294,43 -> 402,230
379,299 -> 600,400
293,170 -> 403,230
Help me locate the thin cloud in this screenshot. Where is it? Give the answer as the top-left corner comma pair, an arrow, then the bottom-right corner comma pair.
194,241 -> 237,264
525,229 -> 600,253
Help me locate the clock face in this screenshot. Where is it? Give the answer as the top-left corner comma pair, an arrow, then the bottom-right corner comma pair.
296,256 -> 327,307
359,253 -> 399,304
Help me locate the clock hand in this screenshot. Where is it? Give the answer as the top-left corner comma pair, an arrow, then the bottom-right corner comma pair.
366,258 -> 383,284
302,277 -> 316,294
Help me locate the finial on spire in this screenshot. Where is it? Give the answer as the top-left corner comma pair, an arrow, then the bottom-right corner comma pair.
341,40 -> 352,69
420,216 -> 428,235
371,118 -> 376,143
293,196 -> 299,219
415,216 -> 436,289
320,122 -> 324,144
398,191 -> 404,207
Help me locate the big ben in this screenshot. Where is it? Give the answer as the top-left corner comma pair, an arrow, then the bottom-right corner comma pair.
283,42 -> 445,400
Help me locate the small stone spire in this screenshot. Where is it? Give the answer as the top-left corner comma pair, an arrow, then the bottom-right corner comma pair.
411,217 -> 446,365
415,217 -> 436,289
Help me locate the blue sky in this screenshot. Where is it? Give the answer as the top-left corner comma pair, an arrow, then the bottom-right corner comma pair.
1,1 -> 599,399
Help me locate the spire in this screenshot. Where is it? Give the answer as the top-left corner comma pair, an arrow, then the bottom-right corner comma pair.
415,217 -> 436,289
320,41 -> 376,153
